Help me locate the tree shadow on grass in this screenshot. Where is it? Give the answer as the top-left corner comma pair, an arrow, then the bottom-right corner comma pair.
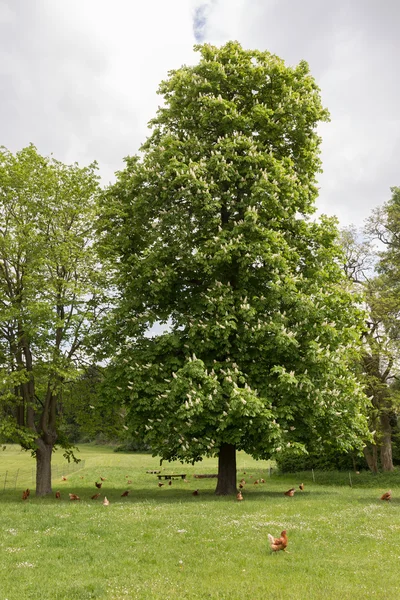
347,495 -> 400,506
0,486 -> 345,505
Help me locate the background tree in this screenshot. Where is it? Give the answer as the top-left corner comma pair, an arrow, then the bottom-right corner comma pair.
100,42 -> 369,494
0,145 -> 105,495
61,365 -> 125,444
341,223 -> 400,472
362,286 -> 400,472
359,187 -> 400,470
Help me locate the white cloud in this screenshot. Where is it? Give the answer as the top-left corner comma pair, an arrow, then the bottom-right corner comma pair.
1,0 -> 200,182
196,0 -> 400,226
193,0 -> 250,44
1,0 -> 399,226
0,1 -> 14,23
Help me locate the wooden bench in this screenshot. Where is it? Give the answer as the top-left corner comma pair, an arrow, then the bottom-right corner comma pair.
157,474 -> 187,480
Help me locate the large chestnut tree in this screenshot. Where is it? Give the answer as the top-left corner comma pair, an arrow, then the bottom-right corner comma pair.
100,42 -> 368,494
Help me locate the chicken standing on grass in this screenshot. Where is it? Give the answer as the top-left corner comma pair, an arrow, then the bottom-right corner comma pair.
268,530 -> 288,552
91,493 -> 100,500
95,481 -> 102,489
55,491 -> 61,499
121,491 -> 129,497
299,483 -> 304,491
381,490 -> 392,501
103,497 -> 110,506
69,493 -> 80,501
284,488 -> 295,497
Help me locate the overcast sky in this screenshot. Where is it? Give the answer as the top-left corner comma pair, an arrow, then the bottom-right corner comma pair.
1,0 -> 399,227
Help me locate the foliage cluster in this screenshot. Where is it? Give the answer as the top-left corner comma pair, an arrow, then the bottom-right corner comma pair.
0,145 -> 108,493
99,42 -> 369,490
340,187 -> 400,472
275,448 -> 366,472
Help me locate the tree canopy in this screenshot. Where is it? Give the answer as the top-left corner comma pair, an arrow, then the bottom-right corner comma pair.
362,187 -> 400,470
100,42 -> 369,493
0,144 -> 104,494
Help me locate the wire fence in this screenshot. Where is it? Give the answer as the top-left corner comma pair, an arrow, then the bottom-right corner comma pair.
0,459 -> 86,493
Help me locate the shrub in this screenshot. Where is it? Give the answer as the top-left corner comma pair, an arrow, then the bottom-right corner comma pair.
113,438 -> 151,453
275,449 -> 367,473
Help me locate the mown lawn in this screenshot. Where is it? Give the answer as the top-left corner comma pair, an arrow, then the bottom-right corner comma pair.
0,445 -> 399,599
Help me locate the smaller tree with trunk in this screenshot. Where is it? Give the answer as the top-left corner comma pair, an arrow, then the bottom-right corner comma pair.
341,223 -> 400,472
0,145 -> 104,495
357,187 -> 400,471
100,42 -> 369,494
361,280 -> 399,473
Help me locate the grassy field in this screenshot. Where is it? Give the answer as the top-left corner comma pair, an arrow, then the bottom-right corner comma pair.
0,445 -> 399,600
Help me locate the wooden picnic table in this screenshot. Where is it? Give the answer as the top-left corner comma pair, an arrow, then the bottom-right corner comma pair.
157,474 -> 187,480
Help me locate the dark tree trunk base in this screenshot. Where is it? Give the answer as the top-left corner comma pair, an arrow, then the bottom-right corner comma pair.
36,440 -> 53,496
380,413 -> 394,472
363,445 -> 378,473
215,443 -> 237,495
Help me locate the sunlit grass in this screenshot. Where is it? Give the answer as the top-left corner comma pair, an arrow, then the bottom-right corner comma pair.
0,445 -> 399,599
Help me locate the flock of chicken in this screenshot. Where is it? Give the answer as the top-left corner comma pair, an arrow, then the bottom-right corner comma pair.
236,478 -> 304,503
20,474 -> 394,554
21,476 -> 127,506
64,477 -> 129,505
265,486 -> 393,553
237,477 -> 394,553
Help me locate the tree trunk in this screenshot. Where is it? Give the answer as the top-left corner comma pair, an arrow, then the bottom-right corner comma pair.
215,443 -> 237,495
35,439 -> 53,496
363,445 -> 378,473
380,412 -> 394,472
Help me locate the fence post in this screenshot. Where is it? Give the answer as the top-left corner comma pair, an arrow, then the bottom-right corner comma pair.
14,469 -> 19,491
3,471 -> 8,492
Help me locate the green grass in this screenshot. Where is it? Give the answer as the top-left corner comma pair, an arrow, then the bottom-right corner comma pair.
0,445 -> 399,599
